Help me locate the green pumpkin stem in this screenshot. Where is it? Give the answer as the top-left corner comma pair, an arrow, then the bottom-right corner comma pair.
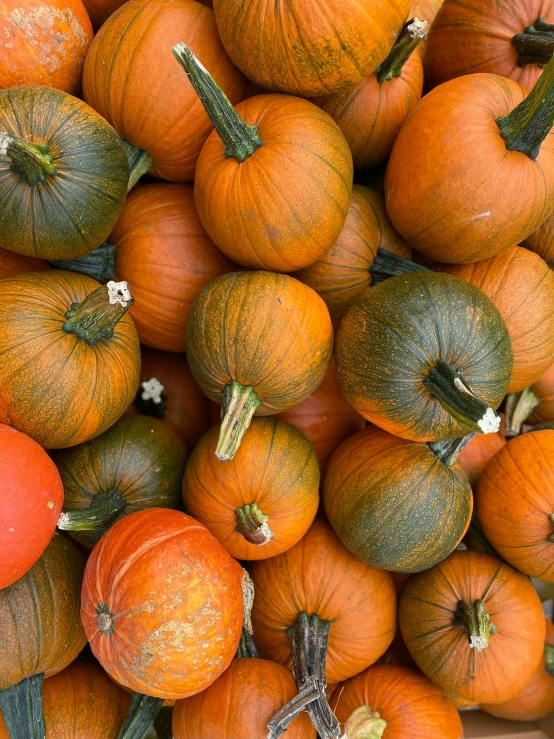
513,18 -> 554,68
344,706 -> 388,739
122,140 -> 153,192
153,708 -> 174,739
172,42 -> 263,162
545,644 -> 554,675
235,502 -> 274,545
2,133 -> 57,186
497,53 -> 554,159
135,378 -> 167,420
48,242 -> 117,284
505,388 -> 540,437
528,420 -> 554,431
423,361 -> 501,435
453,599 -> 497,652
370,247 -> 429,286
0,674 -> 45,739
62,281 -> 134,345
236,629 -> 260,658
428,433 -> 476,467
375,18 -> 427,84
57,489 -> 127,532
467,518 -> 499,557
116,693 -> 163,739
216,381 -> 262,462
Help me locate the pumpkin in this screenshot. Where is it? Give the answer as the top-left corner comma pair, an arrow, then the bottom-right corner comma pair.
186,271 -> 333,461
0,86 -> 129,261
312,18 -> 425,170
330,664 -> 463,739
81,0 -> 124,30
0,247 -> 49,278
532,362 -> 554,422
399,549 -> 545,703
425,0 -> 554,90
0,533 -> 86,738
292,187 -> 411,325
323,425 -> 473,573
476,430 -> 554,581
182,417 -> 319,560
335,271 -> 512,442
525,211 -> 554,265
385,55 -> 554,264
212,0 -> 411,96
0,271 -> 140,449
456,431 -> 505,488
82,0 -> 247,184
0,423 -> 64,589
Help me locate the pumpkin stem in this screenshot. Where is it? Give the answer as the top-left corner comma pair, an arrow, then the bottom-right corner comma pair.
497,54 -> 554,159
62,280 -> 134,345
428,433 -> 476,467
424,361 -> 501,435
545,644 -> 554,675
467,518 -> 500,557
122,140 -> 153,191
48,242 -> 117,284
0,674 -> 45,739
135,378 -> 168,420
57,489 -> 128,532
236,629 -> 260,658
235,502 -> 274,545
172,42 -> 263,162
505,388 -> 540,437
153,708 -> 173,739
375,18 -> 427,84
513,18 -> 554,68
216,381 -> 262,462
343,706 -> 388,739
1,132 -> 57,187
528,420 -> 554,431
370,247 -> 429,286
453,599 -> 497,652
268,684 -> 321,739
117,693 -> 164,739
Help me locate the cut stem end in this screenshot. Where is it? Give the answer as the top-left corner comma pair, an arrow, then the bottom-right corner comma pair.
216,381 -> 261,462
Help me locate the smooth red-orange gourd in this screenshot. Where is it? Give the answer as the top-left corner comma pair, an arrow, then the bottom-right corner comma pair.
456,431 -> 505,487
531,362 -> 554,422
0,247 -> 49,278
81,0 -> 123,29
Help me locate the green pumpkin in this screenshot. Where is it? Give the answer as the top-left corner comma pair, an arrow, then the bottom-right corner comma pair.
0,85 -> 129,260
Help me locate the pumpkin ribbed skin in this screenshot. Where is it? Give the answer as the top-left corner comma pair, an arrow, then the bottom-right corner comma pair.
81,508 -> 244,699
172,658 -> 315,739
323,425 -> 472,573
456,431 -> 505,487
330,664 -> 463,739
532,362 -> 554,422
195,95 -> 353,273
0,86 -> 129,261
0,271 -> 140,449
212,0 -> 411,96
525,212 -> 554,264
399,550 -> 545,703
0,247 -> 49,278
83,0 -> 247,183
0,532 -> 86,691
292,186 -> 411,324
251,518 -> 397,685
336,272 -> 513,441
113,183 -> 235,353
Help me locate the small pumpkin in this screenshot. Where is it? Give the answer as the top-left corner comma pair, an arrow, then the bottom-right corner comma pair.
456,430 -> 505,488
525,211 -> 554,265
0,247 -> 49,279
399,549 -> 545,703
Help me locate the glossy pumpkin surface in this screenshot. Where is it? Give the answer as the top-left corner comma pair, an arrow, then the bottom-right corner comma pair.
456,430 -> 505,488
399,550 -> 545,703
532,362 -> 554,422
251,518 -> 397,685
0,86 -> 129,260
0,247 -> 49,278
525,211 -> 554,265
81,508 -> 244,699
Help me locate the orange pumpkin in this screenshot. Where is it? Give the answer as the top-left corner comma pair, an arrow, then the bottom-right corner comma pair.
0,247 -> 49,278
456,431 -> 505,487
81,0 -> 124,29
525,211 -> 554,265
532,362 -> 554,422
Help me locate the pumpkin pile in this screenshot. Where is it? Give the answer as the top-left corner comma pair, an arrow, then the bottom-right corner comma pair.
3,0 -> 554,737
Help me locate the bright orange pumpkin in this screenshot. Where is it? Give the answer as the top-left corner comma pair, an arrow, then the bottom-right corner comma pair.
532,362 -> 554,422
456,431 -> 506,487
525,211 -> 554,265
81,0 -> 124,29
0,247 -> 49,278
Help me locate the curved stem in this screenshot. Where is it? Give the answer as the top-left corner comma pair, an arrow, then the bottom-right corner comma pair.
117,693 -> 163,739
153,708 -> 173,739
428,433 -> 476,467
513,18 -> 554,68
48,242 -> 117,284
135,378 -> 167,420
122,140 -> 153,191
1,133 -> 57,187
57,489 -> 127,531
216,381 -> 262,462
63,281 -> 134,345
375,18 -> 427,83
344,706 -> 387,739
236,567 -> 259,657
505,388 -> 540,437
370,247 -> 429,286
236,629 -> 260,658
235,502 -> 274,545
545,644 -> 554,675
453,599 -> 497,652
527,420 -> 554,431
0,674 -> 45,739
172,42 -> 262,162
268,684 -> 320,739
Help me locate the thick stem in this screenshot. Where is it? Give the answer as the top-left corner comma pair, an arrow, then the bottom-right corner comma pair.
375,18 -> 427,83
48,242 -> 117,284
423,361 -> 500,435
236,629 -> 260,658
0,674 -> 45,739
117,693 -> 163,739
63,281 -> 134,345
172,42 -> 262,162
57,489 -> 127,531
453,599 -> 497,652
235,502 -> 274,545
135,378 -> 167,420
122,140 -> 153,191
497,54 -> 554,159
153,708 -> 173,739
236,567 -> 260,657
344,706 -> 387,739
370,247 -> 429,286
505,388 -> 540,437
216,381 -> 262,462
513,18 -> 554,68
545,644 -> 554,675
267,684 -> 321,739
1,133 -> 57,187
428,433 -> 476,467
548,513 -> 554,543
96,602 -> 115,635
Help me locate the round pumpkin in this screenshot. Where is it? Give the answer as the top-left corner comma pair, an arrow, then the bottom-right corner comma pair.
456,430 -> 505,488
399,549 -> 545,703
0,271 -> 140,449
0,424 -> 64,589
0,247 -> 49,278
336,271 -> 512,442
182,417 -> 319,560
532,362 -> 554,422
0,86 -> 129,261
525,211 -> 554,265
81,508 -> 244,699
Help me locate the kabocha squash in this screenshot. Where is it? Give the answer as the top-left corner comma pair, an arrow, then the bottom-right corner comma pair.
0,86 -> 129,260
82,0 -> 247,183
292,187 -> 411,324
0,424 -> 63,589
172,44 -> 353,273
212,0 -> 411,96
0,533 -> 86,738
336,271 -> 512,442
185,271 -> 333,461
330,664 -> 463,739
312,19 -> 426,170
56,415 -> 188,549
385,55 -> 554,264
0,272 -> 140,449
0,247 -> 49,278
399,549 -> 545,703
182,417 -> 319,560
525,211 -> 554,264
456,430 -> 505,488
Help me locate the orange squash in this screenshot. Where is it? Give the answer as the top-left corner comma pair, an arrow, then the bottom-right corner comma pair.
81,0 -> 124,29
0,247 -> 49,278
525,211 -> 554,265
532,362 -> 554,422
456,431 -> 506,487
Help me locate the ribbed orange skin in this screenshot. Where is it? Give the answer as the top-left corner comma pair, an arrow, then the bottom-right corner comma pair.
425,0 -> 554,89
251,518 -> 397,685
385,74 -> 554,264
0,247 -> 49,278
525,212 -> 554,264
194,95 -> 353,272
0,0 -> 92,93
81,508 -> 244,700
531,362 -> 554,422
400,550 -> 545,703
456,431 -> 505,487
82,0 -> 247,182
331,664 -> 463,739
113,183 -> 235,353
172,658 -> 315,739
